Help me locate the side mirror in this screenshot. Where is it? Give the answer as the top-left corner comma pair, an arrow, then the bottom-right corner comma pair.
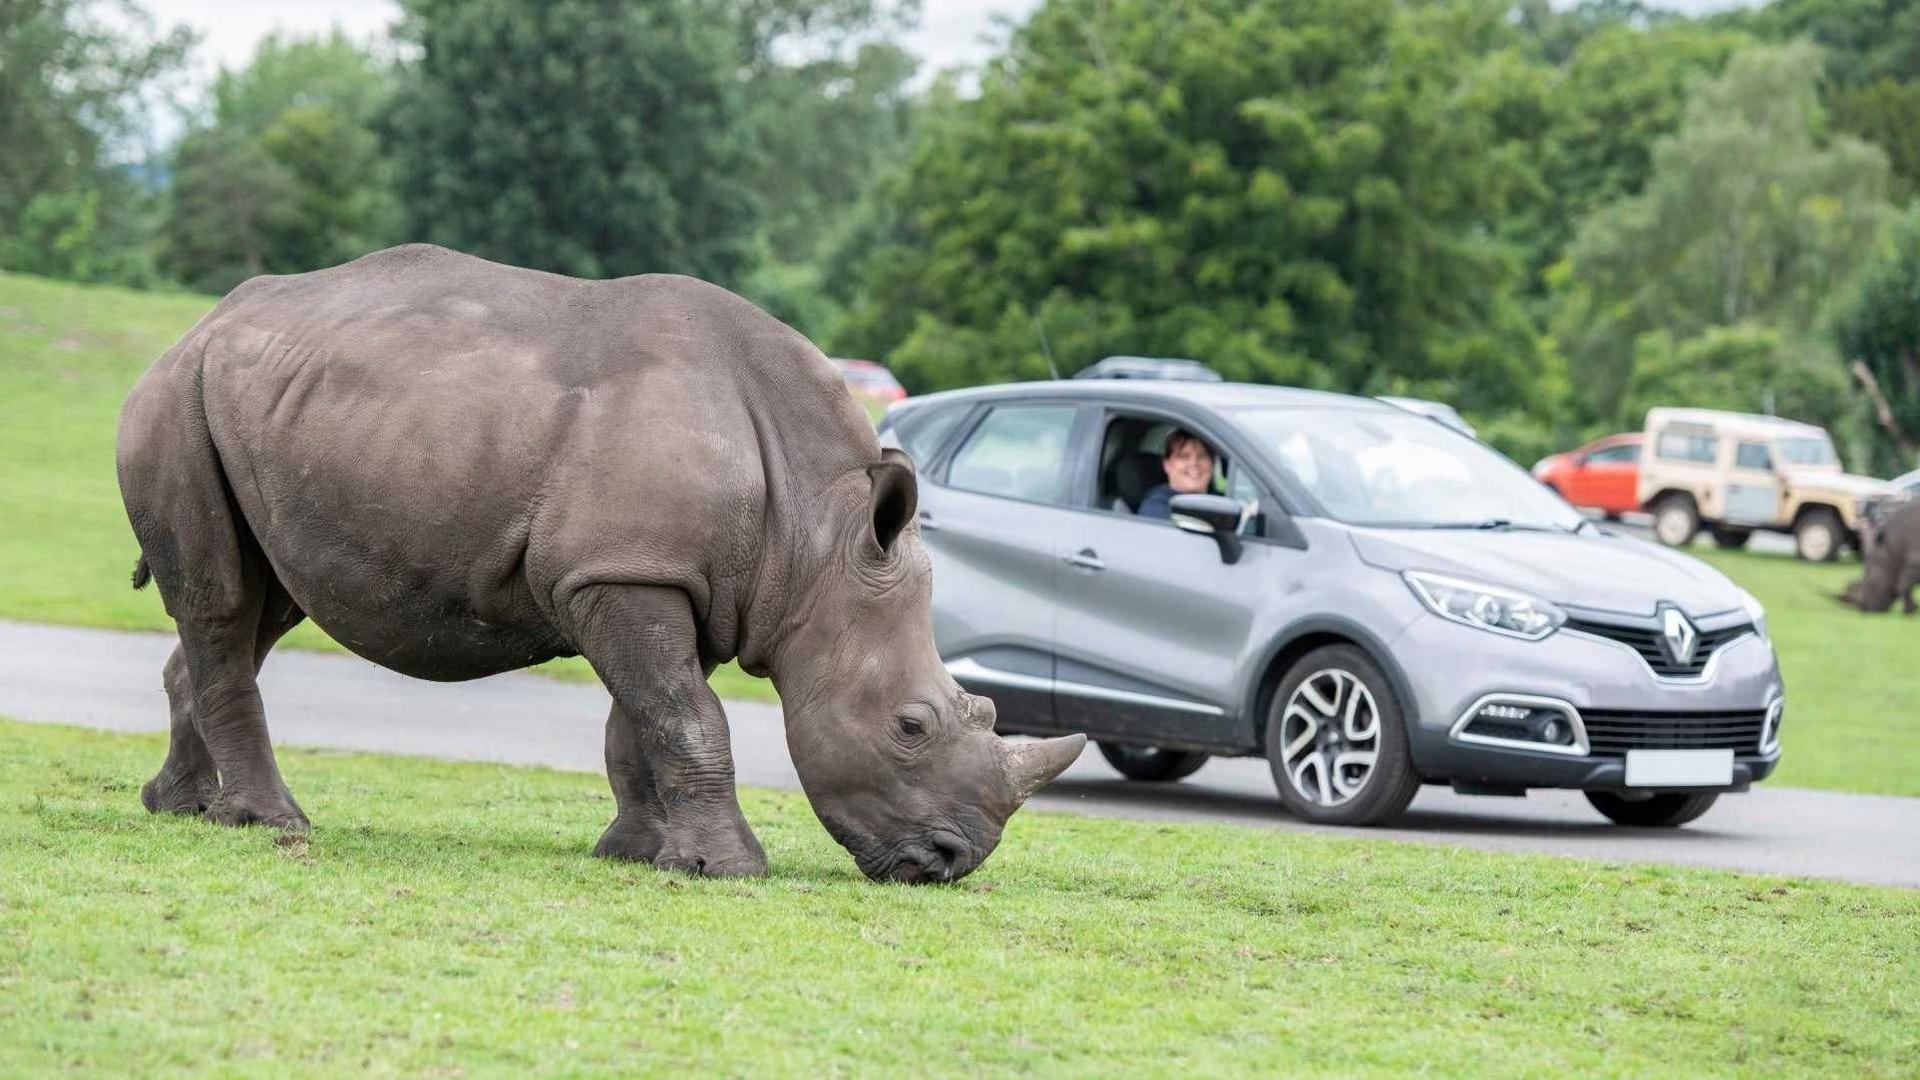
1169,493 -> 1247,564
1571,453 -> 1588,468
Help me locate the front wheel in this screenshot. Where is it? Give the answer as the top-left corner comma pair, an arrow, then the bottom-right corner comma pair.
1794,509 -> 1843,562
1096,742 -> 1209,782
1264,645 -> 1420,826
1652,495 -> 1700,547
1585,791 -> 1719,827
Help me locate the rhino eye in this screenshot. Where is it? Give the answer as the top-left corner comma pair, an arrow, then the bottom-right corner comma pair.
898,716 -> 925,738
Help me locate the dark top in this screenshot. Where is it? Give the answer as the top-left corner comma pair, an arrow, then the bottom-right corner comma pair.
1137,484 -> 1175,519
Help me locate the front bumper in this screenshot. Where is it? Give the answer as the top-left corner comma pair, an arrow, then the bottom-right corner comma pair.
1394,609 -> 1784,791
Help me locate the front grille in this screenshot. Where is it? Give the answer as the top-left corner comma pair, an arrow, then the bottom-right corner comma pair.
1565,617 -> 1754,678
1581,709 -> 1769,756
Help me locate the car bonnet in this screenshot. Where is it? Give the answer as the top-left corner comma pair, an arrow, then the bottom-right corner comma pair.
1345,526 -> 1744,619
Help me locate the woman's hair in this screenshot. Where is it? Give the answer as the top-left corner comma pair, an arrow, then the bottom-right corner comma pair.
1164,428 -> 1210,460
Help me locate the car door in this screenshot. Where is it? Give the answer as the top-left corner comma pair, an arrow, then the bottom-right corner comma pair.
1050,408 -> 1285,750
1725,440 -> 1782,525
919,400 -> 1088,736
1579,442 -> 1641,513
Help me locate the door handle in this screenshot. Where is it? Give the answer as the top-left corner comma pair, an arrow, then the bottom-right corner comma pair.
917,511 -> 939,532
1063,548 -> 1105,571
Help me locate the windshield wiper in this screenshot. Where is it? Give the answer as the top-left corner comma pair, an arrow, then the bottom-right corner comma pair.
1418,519 -> 1568,533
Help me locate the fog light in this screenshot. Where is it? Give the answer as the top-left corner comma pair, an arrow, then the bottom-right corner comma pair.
1454,696 -> 1588,757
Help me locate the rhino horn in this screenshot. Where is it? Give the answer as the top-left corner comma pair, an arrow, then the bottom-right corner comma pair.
1003,734 -> 1087,804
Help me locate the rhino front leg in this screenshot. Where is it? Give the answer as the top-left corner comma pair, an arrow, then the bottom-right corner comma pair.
571,584 -> 767,877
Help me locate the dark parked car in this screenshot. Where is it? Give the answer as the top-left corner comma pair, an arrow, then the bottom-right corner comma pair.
1073,356 -> 1223,382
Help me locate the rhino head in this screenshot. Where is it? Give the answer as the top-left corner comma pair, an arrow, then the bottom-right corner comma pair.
769,448 -> 1084,883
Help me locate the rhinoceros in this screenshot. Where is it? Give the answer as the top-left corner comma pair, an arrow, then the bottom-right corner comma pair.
116,243 -> 1083,883
1842,499 -> 1920,614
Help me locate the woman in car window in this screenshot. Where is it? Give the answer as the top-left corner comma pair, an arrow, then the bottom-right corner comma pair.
1138,429 -> 1214,519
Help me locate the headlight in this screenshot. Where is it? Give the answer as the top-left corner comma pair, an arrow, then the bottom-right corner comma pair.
1403,571 -> 1566,640
1738,588 -> 1768,640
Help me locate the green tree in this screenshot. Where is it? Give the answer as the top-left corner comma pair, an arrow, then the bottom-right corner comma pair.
1835,205 -> 1920,466
1550,42 -> 1893,429
388,0 -> 761,283
163,32 -> 401,290
1828,78 -> 1920,201
161,127 -> 300,294
1523,21 -> 1745,281
0,0 -> 191,284
1720,0 -> 1920,86
833,0 -> 1557,421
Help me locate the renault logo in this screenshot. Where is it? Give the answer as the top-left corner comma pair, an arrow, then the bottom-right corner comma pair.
1661,607 -> 1698,666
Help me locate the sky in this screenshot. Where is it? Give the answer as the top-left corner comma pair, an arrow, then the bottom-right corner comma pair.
135,0 -> 1048,87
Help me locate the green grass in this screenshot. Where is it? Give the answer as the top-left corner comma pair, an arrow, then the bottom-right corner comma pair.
2,720 -> 1914,1077
1690,547 -> 1920,797
0,272 -> 774,703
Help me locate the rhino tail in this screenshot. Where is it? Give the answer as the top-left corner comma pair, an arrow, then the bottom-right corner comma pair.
131,556 -> 152,591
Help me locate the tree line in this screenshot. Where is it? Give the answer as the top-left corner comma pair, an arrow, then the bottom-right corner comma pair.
6,0 -> 1920,469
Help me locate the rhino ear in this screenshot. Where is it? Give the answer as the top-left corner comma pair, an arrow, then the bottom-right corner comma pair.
867,448 -> 918,554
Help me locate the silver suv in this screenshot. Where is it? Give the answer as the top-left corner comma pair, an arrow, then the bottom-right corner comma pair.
879,381 -> 1784,828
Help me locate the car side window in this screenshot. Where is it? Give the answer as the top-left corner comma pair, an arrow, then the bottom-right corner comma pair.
1655,430 -> 1717,463
897,405 -> 967,465
1587,444 -> 1637,464
1735,441 -> 1772,471
947,404 -> 1078,504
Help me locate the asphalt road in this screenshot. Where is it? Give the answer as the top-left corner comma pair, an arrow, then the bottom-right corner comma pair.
5,618 -> 1916,888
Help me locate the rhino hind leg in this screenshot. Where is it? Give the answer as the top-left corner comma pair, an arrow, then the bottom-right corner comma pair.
142,583 -> 307,817
141,645 -> 220,815
572,584 -> 767,877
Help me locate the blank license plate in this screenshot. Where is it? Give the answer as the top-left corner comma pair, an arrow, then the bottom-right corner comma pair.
1625,749 -> 1733,787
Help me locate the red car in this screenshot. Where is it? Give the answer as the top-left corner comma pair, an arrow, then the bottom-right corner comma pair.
833,358 -> 908,404
1531,433 -> 1642,517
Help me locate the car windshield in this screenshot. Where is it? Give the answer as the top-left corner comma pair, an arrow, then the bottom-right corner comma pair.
1776,436 -> 1838,467
1230,406 -> 1584,530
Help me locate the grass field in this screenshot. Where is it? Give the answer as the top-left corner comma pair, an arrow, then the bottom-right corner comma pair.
3,271 -> 1917,793
2,719 -> 1915,1077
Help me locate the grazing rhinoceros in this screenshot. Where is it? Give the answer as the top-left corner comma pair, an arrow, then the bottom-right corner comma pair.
1841,499 -> 1920,614
116,244 -> 1083,883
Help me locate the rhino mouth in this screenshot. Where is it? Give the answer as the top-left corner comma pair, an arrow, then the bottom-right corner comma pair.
823,814 -> 977,884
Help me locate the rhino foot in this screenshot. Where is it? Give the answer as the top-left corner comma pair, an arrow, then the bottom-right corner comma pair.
592,820 -> 664,863
204,789 -> 310,832
141,768 -> 220,816
597,816 -> 768,878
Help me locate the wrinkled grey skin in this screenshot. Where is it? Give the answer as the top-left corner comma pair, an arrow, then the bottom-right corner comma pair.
1841,501 -> 1920,614
116,244 -> 1083,883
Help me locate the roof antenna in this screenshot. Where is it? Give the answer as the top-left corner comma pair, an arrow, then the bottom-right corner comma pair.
1033,313 -> 1062,380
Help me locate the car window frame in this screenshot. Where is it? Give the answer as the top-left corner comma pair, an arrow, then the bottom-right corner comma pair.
1062,400 -> 1307,549
931,400 -> 1092,508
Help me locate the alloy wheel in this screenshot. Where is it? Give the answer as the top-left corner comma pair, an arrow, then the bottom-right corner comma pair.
1278,668 -> 1380,807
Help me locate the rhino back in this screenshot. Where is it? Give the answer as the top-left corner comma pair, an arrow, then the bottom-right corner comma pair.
171,244 -> 858,677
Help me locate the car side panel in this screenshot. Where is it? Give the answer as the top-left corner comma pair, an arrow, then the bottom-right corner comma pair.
922,483 -> 1069,733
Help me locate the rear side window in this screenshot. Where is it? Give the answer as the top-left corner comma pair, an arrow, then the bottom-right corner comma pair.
947,405 -> 1078,504
1734,441 -> 1772,470
895,405 -> 967,465
1587,443 -> 1640,464
1655,430 -> 1717,463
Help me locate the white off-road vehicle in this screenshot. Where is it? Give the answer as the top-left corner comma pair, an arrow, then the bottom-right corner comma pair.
1638,408 -> 1896,561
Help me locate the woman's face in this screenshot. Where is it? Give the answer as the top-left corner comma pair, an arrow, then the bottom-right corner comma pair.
1164,438 -> 1214,494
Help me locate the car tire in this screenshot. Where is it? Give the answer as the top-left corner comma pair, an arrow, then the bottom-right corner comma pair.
1651,494 -> 1700,547
1794,509 -> 1842,562
1096,742 -> 1209,782
1709,526 -> 1752,550
1584,791 -> 1719,827
1264,645 -> 1420,826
